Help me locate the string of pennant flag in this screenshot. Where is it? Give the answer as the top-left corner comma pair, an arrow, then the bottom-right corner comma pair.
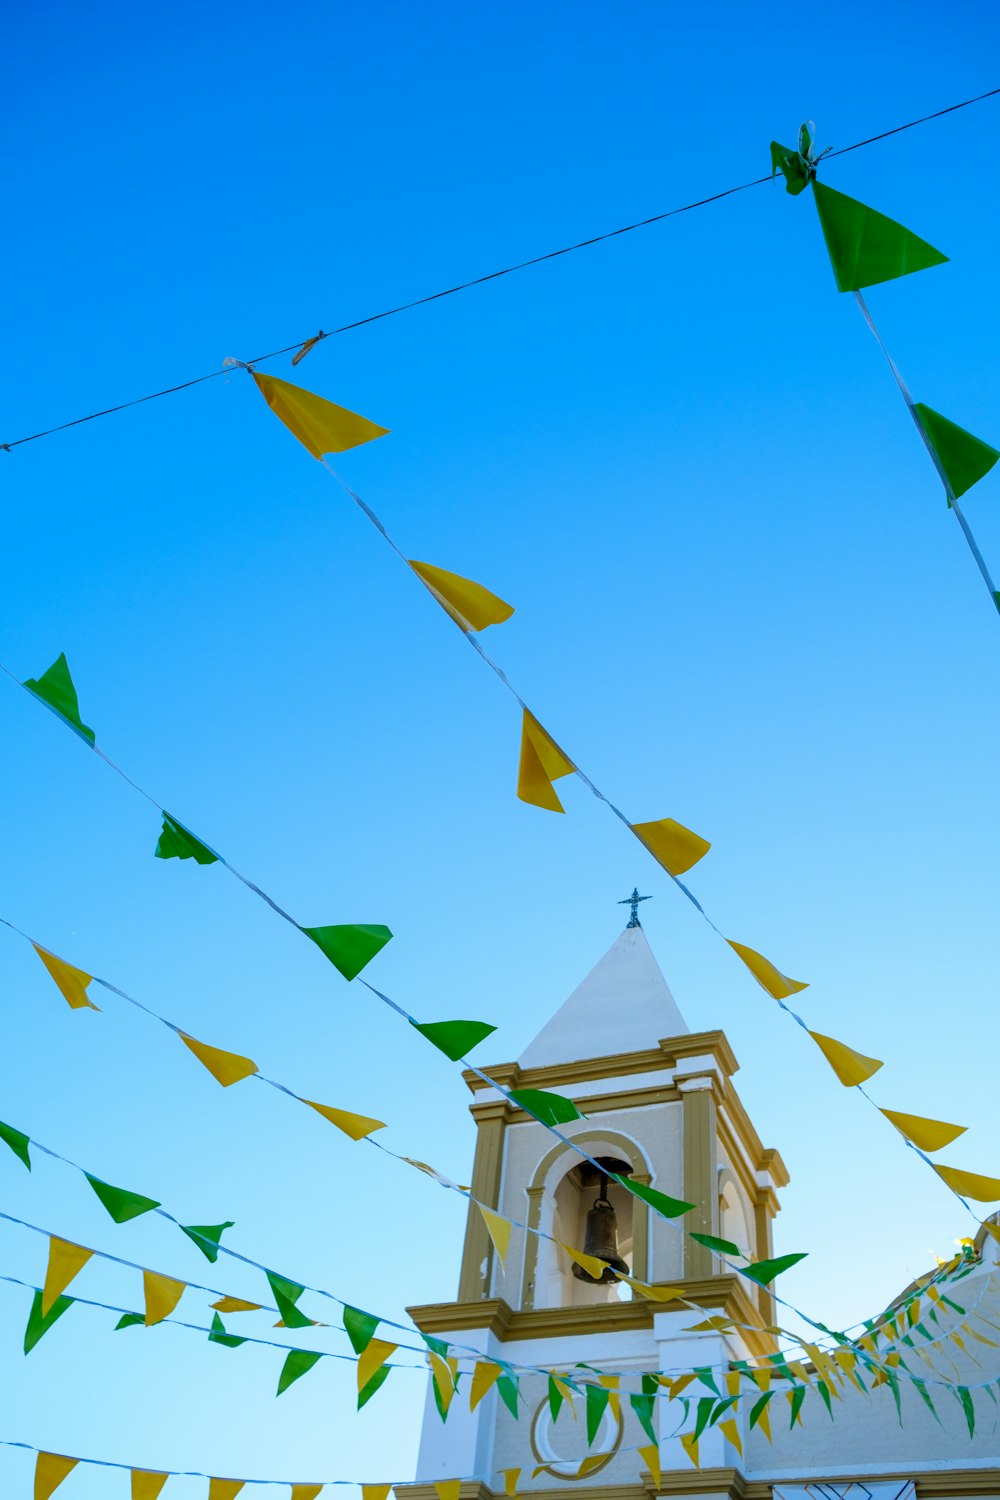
243,359 -> 1000,1231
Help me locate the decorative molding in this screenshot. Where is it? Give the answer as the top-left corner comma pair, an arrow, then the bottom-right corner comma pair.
471,1083 -> 682,1125
462,1030 -> 740,1097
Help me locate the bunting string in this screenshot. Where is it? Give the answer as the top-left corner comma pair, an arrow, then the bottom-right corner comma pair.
3,87 -> 998,453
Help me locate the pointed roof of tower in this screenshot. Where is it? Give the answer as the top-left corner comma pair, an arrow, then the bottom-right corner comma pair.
517,924 -> 689,1069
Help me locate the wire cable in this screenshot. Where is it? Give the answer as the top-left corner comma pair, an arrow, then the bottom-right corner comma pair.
3,85 -> 998,454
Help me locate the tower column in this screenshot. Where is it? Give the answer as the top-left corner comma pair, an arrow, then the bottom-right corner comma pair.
458,1104 -> 507,1301
680,1076 -> 719,1280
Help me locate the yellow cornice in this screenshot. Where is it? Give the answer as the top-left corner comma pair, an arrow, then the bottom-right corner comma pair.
470,1081 -> 682,1124
390,1471 -> 1000,1500
408,1276 -> 776,1357
463,1030 -> 740,1097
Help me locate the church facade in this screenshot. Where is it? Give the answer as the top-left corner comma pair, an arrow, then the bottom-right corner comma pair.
406,923 -> 1000,1497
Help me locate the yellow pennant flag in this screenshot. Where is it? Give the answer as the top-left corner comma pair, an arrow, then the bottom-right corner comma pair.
469,1360 -> 502,1411
598,1373 -> 620,1421
253,372 -> 389,459
208,1481 -> 245,1500
179,1032 -> 257,1087
143,1270 -> 186,1326
718,1417 -> 742,1455
749,1366 -> 772,1394
935,1164 -> 1000,1203
211,1296 -> 262,1314
880,1108 -> 966,1152
725,1370 -> 741,1398
576,1455 -> 608,1479
727,940 -> 807,999
620,1275 -> 685,1302
666,1372 -> 697,1398
679,1432 -> 700,1469
357,1338 -> 397,1393
434,1484 -> 461,1500
409,560 -> 514,634
35,1453 -> 78,1500
809,1030 -> 883,1087
983,1221 -> 1000,1248
517,711 -> 574,812
429,1351 -> 459,1415
302,1098 -> 386,1141
502,1470 -> 520,1498
33,944 -> 99,1011
559,1241 -> 609,1282
477,1205 -> 512,1266
631,817 -> 711,877
290,1487 -> 323,1500
638,1445 -> 660,1489
362,1487 -> 392,1500
42,1236 -> 93,1316
131,1472 -> 169,1500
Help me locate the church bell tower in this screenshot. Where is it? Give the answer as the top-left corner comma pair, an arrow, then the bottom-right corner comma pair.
407,909 -> 789,1491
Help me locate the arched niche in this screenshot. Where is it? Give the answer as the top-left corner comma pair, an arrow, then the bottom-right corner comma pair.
718,1165 -> 752,1258
519,1128 -> 652,1310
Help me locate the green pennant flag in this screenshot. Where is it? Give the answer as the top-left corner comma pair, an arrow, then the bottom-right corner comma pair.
911,1377 -> 941,1426
410,1018 -> 496,1061
913,403 -> 999,504
812,180 -> 948,292
114,1312 -> 146,1331
629,1391 -> 657,1444
749,1391 -> 773,1429
770,140 -> 811,195
342,1304 -> 379,1354
816,1379 -> 833,1418
22,653 -> 95,745
86,1174 -> 160,1224
496,1369 -> 520,1419
788,1384 -> 807,1427
24,1290 -> 73,1353
692,1395 -> 718,1440
619,1177 -> 694,1220
277,1347 -> 323,1396
688,1232 -> 741,1257
155,813 -> 219,865
179,1221 -> 234,1263
547,1373 -> 565,1422
585,1383 -> 610,1444
694,1367 -> 721,1396
742,1251 -> 808,1286
208,1312 -> 246,1348
266,1271 -> 314,1329
508,1088 -> 584,1127
302,923 -> 393,981
0,1119 -> 31,1170
358,1361 -> 391,1409
956,1385 -> 976,1439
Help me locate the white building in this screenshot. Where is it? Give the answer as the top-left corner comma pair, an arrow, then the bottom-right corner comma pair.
405,921 -> 1000,1498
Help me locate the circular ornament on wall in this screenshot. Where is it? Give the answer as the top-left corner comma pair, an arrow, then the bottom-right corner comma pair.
529,1394 -> 623,1480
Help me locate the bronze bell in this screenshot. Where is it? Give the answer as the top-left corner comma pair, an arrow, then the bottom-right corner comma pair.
572,1172 -> 629,1284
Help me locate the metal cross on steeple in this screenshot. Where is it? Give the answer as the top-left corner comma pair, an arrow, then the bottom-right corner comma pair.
618,887 -> 651,928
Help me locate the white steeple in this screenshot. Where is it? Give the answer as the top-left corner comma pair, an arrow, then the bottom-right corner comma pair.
517,923 -> 688,1069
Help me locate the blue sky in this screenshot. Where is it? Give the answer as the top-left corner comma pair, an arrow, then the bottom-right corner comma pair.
3,0 -> 1000,1490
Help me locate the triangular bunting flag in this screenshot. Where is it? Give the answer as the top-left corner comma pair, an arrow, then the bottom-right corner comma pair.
357,1337 -> 397,1393
812,180 -> 948,292
179,1032 -> 258,1087
575,1455 -> 607,1479
253,372 -> 389,458
679,1431 -> 701,1468
638,1445 -> 660,1488
361,1487 -> 391,1500
291,1488 -> 324,1500
42,1237 -> 93,1315
469,1360 -> 502,1411
914,403 -> 999,504
631,816 -> 711,876
619,1276 -> 685,1302
23,654 -> 95,744
155,814 -> 218,865
211,1296 -> 261,1314
880,1108 -> 966,1153
131,1472 -> 169,1500
508,1087 -> 583,1127
727,940 -> 807,998
33,945 -> 98,1011
809,1029 -> 883,1087
277,1348 -> 323,1396
180,1222 -> 235,1263
302,923 -> 393,980
34,1453 -> 79,1500
86,1174 -> 160,1223
502,1470 -> 519,1499
516,710 -> 574,812
343,1305 -> 380,1354
742,1252 -> 808,1286
433,1484 -> 460,1500
0,1118 -> 32,1168
410,1018 -> 496,1061
935,1165 -> 1000,1203
358,1363 -> 391,1409
208,1481 -> 245,1500
561,1242 -> 612,1283
266,1272 -> 314,1330
143,1270 -> 186,1325
478,1205 -> 512,1265
24,1289 -> 73,1353
208,1312 -> 246,1348
719,1417 -> 742,1454
428,1349 -> 459,1416
302,1098 -> 386,1141
620,1177 -> 694,1219
409,560 -> 514,633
